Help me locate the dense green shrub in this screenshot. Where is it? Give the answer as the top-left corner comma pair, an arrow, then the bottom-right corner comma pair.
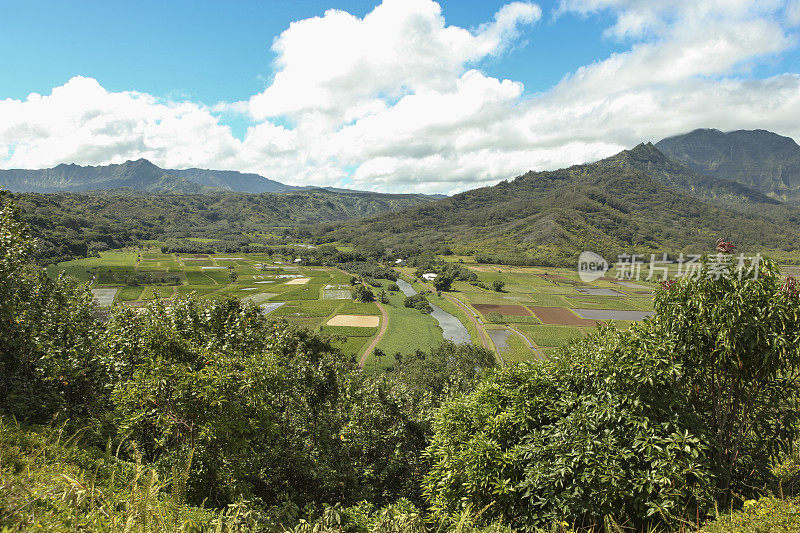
699,497 -> 800,532
404,294 -> 432,313
424,324 -> 714,530
653,255 -> 800,501
0,193 -> 105,424
352,284 -> 375,302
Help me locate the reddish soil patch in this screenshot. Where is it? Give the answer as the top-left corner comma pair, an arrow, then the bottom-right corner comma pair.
193,254 -> 210,259
473,304 -> 532,316
537,274 -> 568,281
528,306 -> 602,326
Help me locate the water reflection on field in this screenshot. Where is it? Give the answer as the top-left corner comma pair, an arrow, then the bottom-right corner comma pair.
397,279 -> 470,344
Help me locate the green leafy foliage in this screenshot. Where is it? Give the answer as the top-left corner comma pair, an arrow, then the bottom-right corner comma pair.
652,255 -> 800,500
0,192 -> 104,423
404,293 -> 433,314
424,324 -> 714,530
433,274 -> 453,292
352,284 -> 375,302
699,497 -> 800,532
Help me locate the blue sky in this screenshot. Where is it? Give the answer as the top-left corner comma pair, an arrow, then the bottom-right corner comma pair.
1,0 -> 800,193
1,1 -> 624,103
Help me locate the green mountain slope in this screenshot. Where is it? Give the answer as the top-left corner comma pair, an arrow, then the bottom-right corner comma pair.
12,188 -> 441,263
656,129 -> 800,202
0,159 -> 223,193
166,167 -> 296,193
598,143 -> 780,207
325,152 -> 800,265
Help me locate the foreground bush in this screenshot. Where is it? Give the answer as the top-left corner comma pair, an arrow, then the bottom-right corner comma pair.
1,192 -> 104,424
653,255 -> 800,501
424,325 -> 714,530
424,254 -> 800,530
105,297 -> 442,509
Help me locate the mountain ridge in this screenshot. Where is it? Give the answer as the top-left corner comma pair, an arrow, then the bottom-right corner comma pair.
656,128 -> 800,202
596,142 -> 780,206
321,146 -> 800,265
0,159 -> 220,194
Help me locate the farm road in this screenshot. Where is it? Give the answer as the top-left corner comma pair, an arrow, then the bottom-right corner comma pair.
359,302 -> 388,368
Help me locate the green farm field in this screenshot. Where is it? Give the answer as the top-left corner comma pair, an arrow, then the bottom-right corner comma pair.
49,250 -> 666,369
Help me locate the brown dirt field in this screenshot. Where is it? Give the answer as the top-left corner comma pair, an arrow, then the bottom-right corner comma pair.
468,265 -> 501,273
528,306 -> 602,326
473,303 -> 532,316
327,314 -> 380,327
537,274 -> 568,281
284,277 -> 311,285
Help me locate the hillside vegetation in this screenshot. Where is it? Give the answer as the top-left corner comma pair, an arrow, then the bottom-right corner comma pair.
597,142 -> 780,207
10,188 -> 438,264
322,145 -> 800,266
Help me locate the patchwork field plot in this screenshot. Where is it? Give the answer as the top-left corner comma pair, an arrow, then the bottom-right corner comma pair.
323,285 -> 352,299
572,309 -> 654,321
472,304 -> 532,316
575,288 -> 625,296
528,306 -> 600,326
91,288 -> 118,307
285,277 -> 311,285
51,249 -> 667,370
259,302 -> 286,314
519,325 -> 584,347
326,314 -> 380,327
487,328 -> 510,351
615,281 -> 649,289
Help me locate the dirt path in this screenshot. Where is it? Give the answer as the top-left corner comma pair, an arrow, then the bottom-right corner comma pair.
359,301 -> 388,368
506,325 -> 547,361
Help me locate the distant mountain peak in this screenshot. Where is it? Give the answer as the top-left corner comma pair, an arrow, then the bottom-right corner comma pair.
594,141 -> 780,206
611,142 -> 671,162
656,128 -> 800,202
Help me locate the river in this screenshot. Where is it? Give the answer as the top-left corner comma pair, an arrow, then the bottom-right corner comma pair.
396,279 -> 470,344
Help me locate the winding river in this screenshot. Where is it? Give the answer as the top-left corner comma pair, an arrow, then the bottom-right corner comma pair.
396,279 -> 470,345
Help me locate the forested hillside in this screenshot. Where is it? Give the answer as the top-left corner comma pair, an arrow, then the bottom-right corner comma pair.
656,129 -> 800,202
322,149 -> 800,266
598,143 -> 780,207
10,188 -> 439,264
